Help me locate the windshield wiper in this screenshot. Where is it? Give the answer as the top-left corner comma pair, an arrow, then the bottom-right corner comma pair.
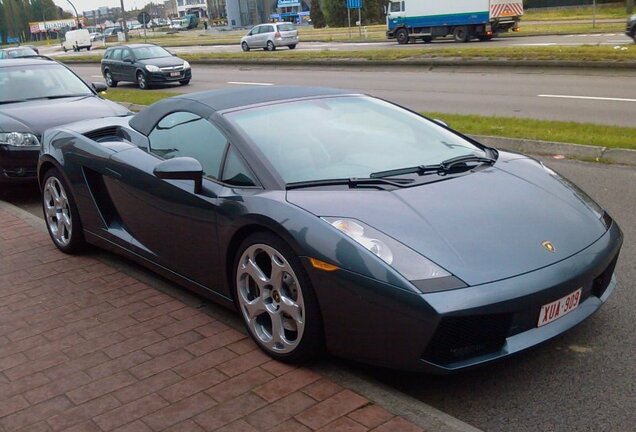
286,177 -> 414,190
0,94 -> 89,105
371,154 -> 496,179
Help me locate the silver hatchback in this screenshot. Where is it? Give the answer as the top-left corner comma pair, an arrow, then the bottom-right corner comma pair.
241,23 -> 299,51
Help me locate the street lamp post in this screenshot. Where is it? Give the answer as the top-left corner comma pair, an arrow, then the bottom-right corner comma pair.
120,0 -> 129,41
66,0 -> 80,28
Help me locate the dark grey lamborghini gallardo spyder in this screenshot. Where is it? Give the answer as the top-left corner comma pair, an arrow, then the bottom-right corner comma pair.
38,87 -> 623,373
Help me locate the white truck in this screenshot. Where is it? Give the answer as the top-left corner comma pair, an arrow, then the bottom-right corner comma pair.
386,0 -> 523,44
61,29 -> 92,52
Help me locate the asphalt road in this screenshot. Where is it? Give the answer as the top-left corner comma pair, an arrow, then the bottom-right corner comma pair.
71,63 -> 636,127
42,32 -> 633,59
2,157 -> 634,432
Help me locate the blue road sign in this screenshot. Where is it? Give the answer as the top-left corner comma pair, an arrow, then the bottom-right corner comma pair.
346,0 -> 362,9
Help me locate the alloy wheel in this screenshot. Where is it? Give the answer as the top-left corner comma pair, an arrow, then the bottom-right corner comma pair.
43,176 -> 72,247
137,72 -> 147,89
236,244 -> 305,354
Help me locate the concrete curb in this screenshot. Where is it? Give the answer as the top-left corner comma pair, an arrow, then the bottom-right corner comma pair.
473,135 -> 636,165
62,57 -> 636,69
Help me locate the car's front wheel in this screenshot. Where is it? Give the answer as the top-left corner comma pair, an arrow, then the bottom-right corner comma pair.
241,42 -> 250,52
42,168 -> 85,254
137,71 -> 149,90
234,232 -> 323,363
104,70 -> 118,87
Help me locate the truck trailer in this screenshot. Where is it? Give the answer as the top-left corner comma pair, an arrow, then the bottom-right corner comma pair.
386,0 -> 523,44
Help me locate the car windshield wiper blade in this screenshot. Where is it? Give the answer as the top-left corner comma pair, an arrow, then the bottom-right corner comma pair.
371,154 -> 496,179
0,94 -> 89,104
286,177 -> 414,190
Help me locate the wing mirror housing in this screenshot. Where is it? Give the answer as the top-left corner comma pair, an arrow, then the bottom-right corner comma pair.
433,118 -> 449,128
92,82 -> 108,93
153,157 -> 203,194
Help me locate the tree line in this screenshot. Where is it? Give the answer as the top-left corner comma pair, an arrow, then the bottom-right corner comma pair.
311,0 -> 388,28
0,0 -> 68,44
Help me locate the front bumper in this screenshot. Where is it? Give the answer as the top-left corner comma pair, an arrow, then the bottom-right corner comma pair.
0,145 -> 39,183
146,68 -> 192,83
307,221 -> 622,373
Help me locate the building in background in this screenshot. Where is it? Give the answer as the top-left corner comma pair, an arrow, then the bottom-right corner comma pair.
82,7 -> 122,26
222,0 -> 309,28
164,0 -> 178,18
176,0 -> 209,17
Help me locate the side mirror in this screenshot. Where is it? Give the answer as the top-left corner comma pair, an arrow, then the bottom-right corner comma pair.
153,157 -> 203,194
92,82 -> 107,93
433,119 -> 449,128
383,5 -> 387,14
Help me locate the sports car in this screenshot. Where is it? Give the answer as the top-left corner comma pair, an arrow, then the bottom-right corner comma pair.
38,87 -> 623,373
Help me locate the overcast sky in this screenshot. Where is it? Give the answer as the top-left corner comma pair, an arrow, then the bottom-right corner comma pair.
52,0 -> 156,14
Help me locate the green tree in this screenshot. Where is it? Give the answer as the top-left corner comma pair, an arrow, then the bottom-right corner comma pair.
310,0 -> 326,28
323,0 -> 348,27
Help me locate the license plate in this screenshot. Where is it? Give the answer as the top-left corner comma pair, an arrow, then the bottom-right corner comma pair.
170,72 -> 180,77
538,288 -> 582,327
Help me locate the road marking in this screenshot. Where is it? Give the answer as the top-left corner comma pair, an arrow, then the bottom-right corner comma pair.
91,75 -> 103,78
227,81 -> 274,86
538,94 -> 636,103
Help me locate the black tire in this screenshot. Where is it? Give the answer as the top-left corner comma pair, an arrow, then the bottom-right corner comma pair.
478,34 -> 493,41
396,28 -> 409,45
63,46 -> 67,52
266,40 -> 276,51
241,41 -> 250,52
104,70 -> 117,87
179,79 -> 190,86
288,44 -> 296,50
422,36 -> 433,44
453,26 -> 470,43
41,167 -> 85,254
233,232 -> 324,363
87,46 -> 91,51
137,71 -> 149,90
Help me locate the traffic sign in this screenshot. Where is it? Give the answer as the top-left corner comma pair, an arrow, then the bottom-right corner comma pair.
346,0 -> 362,9
137,12 -> 151,26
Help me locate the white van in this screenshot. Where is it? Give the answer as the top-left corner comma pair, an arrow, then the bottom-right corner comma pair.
62,29 -> 92,52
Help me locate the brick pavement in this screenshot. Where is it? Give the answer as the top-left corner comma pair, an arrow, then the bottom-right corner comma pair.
0,205 -> 426,432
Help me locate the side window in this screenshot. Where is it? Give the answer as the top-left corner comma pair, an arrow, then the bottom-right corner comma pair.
111,49 -> 122,60
266,25 -> 275,33
103,50 -> 111,59
121,48 -> 132,61
148,111 -> 228,179
390,2 -> 401,12
222,147 -> 257,187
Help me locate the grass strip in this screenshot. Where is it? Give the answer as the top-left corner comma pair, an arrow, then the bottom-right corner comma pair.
62,44 -> 636,64
99,89 -> 635,150
424,112 -> 636,150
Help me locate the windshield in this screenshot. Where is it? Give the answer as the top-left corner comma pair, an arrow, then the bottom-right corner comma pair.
227,96 -> 487,184
0,63 -> 92,103
133,46 -> 172,60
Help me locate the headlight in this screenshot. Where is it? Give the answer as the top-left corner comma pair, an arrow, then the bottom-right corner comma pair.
145,64 -> 160,72
183,60 -> 190,69
323,217 -> 450,281
0,132 -> 40,147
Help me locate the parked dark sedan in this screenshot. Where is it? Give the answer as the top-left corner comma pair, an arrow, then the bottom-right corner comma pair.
101,44 -> 191,90
38,87 -> 622,372
0,58 -> 130,183
627,13 -> 636,42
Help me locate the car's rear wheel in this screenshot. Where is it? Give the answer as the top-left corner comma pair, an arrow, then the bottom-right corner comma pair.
137,71 -> 149,90
396,28 -> 409,44
241,42 -> 250,51
266,41 -> 276,51
288,44 -> 296,50
453,26 -> 470,43
42,168 -> 85,254
104,70 -> 117,87
234,232 -> 323,363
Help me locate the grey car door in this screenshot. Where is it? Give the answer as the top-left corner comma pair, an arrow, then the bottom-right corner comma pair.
104,111 -> 229,289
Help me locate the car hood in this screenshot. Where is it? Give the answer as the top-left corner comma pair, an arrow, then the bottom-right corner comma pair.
286,153 -> 609,286
138,57 -> 185,68
0,96 -> 129,136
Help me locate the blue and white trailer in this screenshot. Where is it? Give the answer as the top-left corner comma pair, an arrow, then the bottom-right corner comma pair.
386,0 -> 523,44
